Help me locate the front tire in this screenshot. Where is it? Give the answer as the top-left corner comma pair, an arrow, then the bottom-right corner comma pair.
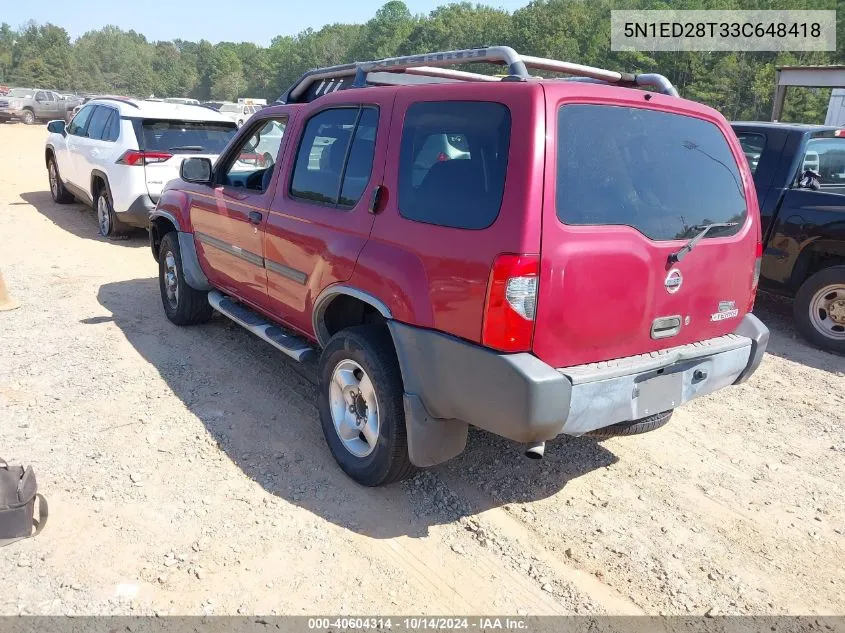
47,157 -> 74,203
158,232 -> 213,326
793,266 -> 845,353
22,109 -> 35,125
318,326 -> 415,486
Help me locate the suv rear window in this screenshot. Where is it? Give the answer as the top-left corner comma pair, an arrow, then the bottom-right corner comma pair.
140,120 -> 237,154
399,101 -> 511,230
556,105 -> 747,241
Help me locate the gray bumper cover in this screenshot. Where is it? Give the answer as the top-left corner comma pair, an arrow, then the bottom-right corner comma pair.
388,313 -> 769,467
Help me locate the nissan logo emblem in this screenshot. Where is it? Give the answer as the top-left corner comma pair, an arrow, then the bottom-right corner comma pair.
665,269 -> 683,294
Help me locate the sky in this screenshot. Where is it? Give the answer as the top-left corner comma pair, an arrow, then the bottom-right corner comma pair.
4,0 -> 531,46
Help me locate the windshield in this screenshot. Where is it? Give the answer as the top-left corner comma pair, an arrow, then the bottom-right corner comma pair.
141,120 -> 237,154
8,89 -> 34,98
556,104 -> 747,241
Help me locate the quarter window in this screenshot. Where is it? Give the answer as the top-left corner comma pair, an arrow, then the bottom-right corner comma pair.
290,107 -> 378,208
736,132 -> 765,174
398,101 -> 511,230
802,138 -> 845,186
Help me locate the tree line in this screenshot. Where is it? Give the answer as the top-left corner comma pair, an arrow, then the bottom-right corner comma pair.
1,0 -> 842,122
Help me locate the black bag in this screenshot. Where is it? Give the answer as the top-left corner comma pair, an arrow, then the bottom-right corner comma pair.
0,458 -> 47,547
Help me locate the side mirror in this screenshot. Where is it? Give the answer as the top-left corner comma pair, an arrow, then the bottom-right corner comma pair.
180,157 -> 213,184
798,169 -> 821,191
47,120 -> 66,135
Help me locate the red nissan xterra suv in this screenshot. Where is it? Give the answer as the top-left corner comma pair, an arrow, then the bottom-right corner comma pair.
148,47 -> 769,486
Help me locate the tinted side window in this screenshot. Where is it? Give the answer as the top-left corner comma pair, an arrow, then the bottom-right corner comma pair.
290,107 -> 377,208
803,138 -> 845,186
736,132 -> 765,174
68,105 -> 95,136
86,106 -> 113,141
35,91 -> 47,101
556,105 -> 747,241
102,110 -> 120,142
398,101 -> 511,230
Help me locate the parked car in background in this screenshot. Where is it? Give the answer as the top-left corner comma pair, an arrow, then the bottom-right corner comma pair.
148,46 -> 768,486
45,97 -> 237,237
733,122 -> 845,352
0,88 -> 81,125
0,85 -> 11,96
201,101 -> 224,111
218,101 -> 263,127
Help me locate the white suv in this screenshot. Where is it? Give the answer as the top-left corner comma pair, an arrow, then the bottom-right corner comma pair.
45,98 -> 238,236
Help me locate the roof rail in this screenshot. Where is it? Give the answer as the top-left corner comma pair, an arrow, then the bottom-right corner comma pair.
279,46 -> 679,103
90,96 -> 140,109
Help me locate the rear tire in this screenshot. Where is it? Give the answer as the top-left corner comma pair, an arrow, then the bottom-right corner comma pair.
158,232 -> 213,326
587,410 -> 673,438
318,325 -> 415,486
94,187 -> 127,238
47,157 -> 74,204
793,266 -> 845,353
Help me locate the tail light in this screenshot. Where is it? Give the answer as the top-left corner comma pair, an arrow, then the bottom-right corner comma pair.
748,241 -> 763,311
482,254 -> 540,352
117,150 -> 173,166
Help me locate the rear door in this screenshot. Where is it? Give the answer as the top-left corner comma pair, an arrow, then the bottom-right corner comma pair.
535,88 -> 760,368
136,118 -> 237,203
263,94 -> 391,336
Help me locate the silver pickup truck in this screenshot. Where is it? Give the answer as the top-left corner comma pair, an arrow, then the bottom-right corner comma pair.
0,88 -> 81,125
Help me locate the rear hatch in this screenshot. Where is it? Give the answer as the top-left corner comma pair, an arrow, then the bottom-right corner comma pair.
534,90 -> 759,368
137,119 -> 237,201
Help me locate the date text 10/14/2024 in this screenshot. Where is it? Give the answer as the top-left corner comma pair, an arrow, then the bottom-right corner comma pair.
307,618 -> 530,630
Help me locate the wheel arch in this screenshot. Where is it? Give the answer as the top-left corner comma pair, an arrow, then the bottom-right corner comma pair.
789,239 -> 845,291
90,169 -> 113,204
149,211 -> 181,261
312,286 -> 393,348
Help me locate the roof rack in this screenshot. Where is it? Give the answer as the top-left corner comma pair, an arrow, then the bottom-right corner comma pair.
90,96 -> 140,109
279,45 -> 679,103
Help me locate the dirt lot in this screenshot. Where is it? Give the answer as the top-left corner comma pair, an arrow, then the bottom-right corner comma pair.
1,123 -> 844,616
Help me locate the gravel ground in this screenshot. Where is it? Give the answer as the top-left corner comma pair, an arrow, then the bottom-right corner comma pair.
1,123 -> 844,616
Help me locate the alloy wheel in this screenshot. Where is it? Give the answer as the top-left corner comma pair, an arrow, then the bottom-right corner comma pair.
328,359 -> 380,458
163,251 -> 180,310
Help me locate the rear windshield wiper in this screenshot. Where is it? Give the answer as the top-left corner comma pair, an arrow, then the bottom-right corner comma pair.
169,145 -> 205,151
669,222 -> 738,263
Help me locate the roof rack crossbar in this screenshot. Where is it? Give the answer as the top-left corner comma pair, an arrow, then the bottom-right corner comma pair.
280,46 -> 679,102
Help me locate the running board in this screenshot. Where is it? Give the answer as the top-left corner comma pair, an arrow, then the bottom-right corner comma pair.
208,290 -> 316,362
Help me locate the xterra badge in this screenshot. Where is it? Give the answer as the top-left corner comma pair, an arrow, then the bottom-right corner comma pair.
711,300 -> 739,322
664,269 -> 683,294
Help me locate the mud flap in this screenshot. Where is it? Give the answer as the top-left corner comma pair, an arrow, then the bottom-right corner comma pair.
403,394 -> 468,467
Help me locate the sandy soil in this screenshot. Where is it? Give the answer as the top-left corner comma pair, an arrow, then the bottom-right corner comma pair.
1,123 -> 843,616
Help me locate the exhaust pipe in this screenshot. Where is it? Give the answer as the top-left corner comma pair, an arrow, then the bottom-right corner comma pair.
524,441 -> 545,460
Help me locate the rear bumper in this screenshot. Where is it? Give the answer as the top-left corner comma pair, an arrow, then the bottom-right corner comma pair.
388,314 -> 768,466
115,195 -> 156,228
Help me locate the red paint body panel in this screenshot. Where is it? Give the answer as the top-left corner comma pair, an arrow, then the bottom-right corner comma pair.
263,90 -> 395,337
362,81 -> 546,343
532,84 -> 761,368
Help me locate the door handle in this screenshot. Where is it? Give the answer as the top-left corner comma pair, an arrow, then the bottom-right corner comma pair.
248,211 -> 263,225
368,185 -> 385,215
90,149 -> 100,157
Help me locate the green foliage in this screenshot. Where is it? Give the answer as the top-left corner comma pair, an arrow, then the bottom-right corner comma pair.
1,0 -> 842,123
